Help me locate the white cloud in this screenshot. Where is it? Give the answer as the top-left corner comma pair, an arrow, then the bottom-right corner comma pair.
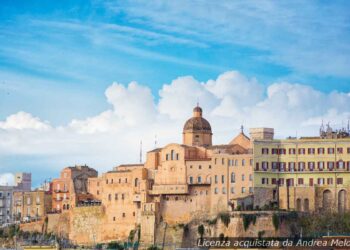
0,173 -> 15,186
1,71 -> 350,178
0,111 -> 50,130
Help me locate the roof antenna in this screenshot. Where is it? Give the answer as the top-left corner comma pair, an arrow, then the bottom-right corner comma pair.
139,140 -> 142,163
240,124 -> 244,133
154,134 -> 157,148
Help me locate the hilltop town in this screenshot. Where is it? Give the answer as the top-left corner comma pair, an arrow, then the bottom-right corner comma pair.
2,105 -> 350,248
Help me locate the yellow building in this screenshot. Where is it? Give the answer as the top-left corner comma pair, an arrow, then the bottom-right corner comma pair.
252,126 -> 350,213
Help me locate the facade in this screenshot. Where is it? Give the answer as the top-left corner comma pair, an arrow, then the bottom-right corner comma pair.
12,190 -> 52,222
0,172 -> 31,225
253,125 -> 350,213
52,165 -> 98,212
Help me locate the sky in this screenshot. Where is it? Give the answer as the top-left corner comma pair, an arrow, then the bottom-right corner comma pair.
0,0 -> 350,187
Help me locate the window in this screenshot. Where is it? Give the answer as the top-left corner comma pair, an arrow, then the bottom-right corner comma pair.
222,158 -> 225,165
318,161 -> 324,170
249,174 -> 253,181
221,175 -> 225,184
214,188 -> 218,194
230,187 -> 234,194
272,178 -> 277,185
199,165 -> 202,169
279,178 -> 285,186
242,159 -> 245,166
249,187 -> 253,193
262,178 -> 269,185
122,213 -> 125,218
298,162 -> 305,171
309,178 -> 314,186
317,178 -> 325,185
327,162 -> 334,170
166,154 -> 169,161
262,162 -> 268,171
113,217 -> 116,221
308,148 -> 315,154
230,173 -> 235,183
337,148 -> 343,154
215,175 -> 218,184
338,161 -> 345,169
134,178 -> 139,187
171,150 -> 175,160
328,148 -> 335,154
197,176 -> 202,183
108,194 -> 111,201
242,174 -> 245,181
250,159 -> 253,166
298,148 -> 306,155
262,148 -> 269,154
327,178 -> 333,185
288,162 -> 295,172
308,162 -> 314,171
189,176 -> 193,184
121,194 -> 125,200
272,162 -> 278,171
119,178 -> 121,183
318,148 -> 325,154
234,160 -> 238,166
176,154 -> 179,160
298,178 -> 304,185
272,148 -> 278,154
222,187 -> 226,194
241,187 -> 246,193
115,193 -> 118,200
111,179 -> 114,184
106,179 -> 109,184
347,147 -> 350,154
337,178 -> 343,185
279,148 -> 286,155
214,158 -> 217,164
289,148 -> 296,154
209,165 -> 212,169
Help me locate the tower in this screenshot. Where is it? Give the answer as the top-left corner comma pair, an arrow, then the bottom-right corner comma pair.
182,105 -> 212,147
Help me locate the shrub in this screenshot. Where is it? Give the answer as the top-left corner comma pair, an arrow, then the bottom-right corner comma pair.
107,241 -> 124,250
198,224 -> 205,238
242,214 -> 257,231
219,212 -> 231,227
147,245 -> 160,250
272,213 -> 280,231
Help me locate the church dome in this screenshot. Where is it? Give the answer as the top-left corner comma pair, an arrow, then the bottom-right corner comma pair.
183,106 -> 212,133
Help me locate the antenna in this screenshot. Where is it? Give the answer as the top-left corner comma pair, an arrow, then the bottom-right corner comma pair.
139,140 -> 143,163
240,125 -> 244,133
154,134 -> 157,148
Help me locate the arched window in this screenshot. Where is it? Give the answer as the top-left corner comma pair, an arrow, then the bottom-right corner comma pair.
171,150 -> 175,160
134,178 -> 139,187
231,173 -> 235,183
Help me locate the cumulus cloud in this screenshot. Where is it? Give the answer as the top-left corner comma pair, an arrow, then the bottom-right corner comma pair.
0,111 -> 50,130
1,71 -> 350,179
0,173 -> 15,186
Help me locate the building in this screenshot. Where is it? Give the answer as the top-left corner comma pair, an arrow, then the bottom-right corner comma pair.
12,190 -> 52,222
0,173 -> 31,225
52,165 -> 98,212
15,173 -> 32,191
253,124 -> 350,213
81,106 -> 254,244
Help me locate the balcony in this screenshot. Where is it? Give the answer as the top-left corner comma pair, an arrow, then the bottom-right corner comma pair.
149,184 -> 188,195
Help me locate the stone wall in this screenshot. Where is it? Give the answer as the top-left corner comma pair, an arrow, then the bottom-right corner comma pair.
47,212 -> 70,238
20,220 -> 45,233
69,206 -> 104,245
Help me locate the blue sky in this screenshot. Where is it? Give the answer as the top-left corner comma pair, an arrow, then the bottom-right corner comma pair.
0,0 -> 350,186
